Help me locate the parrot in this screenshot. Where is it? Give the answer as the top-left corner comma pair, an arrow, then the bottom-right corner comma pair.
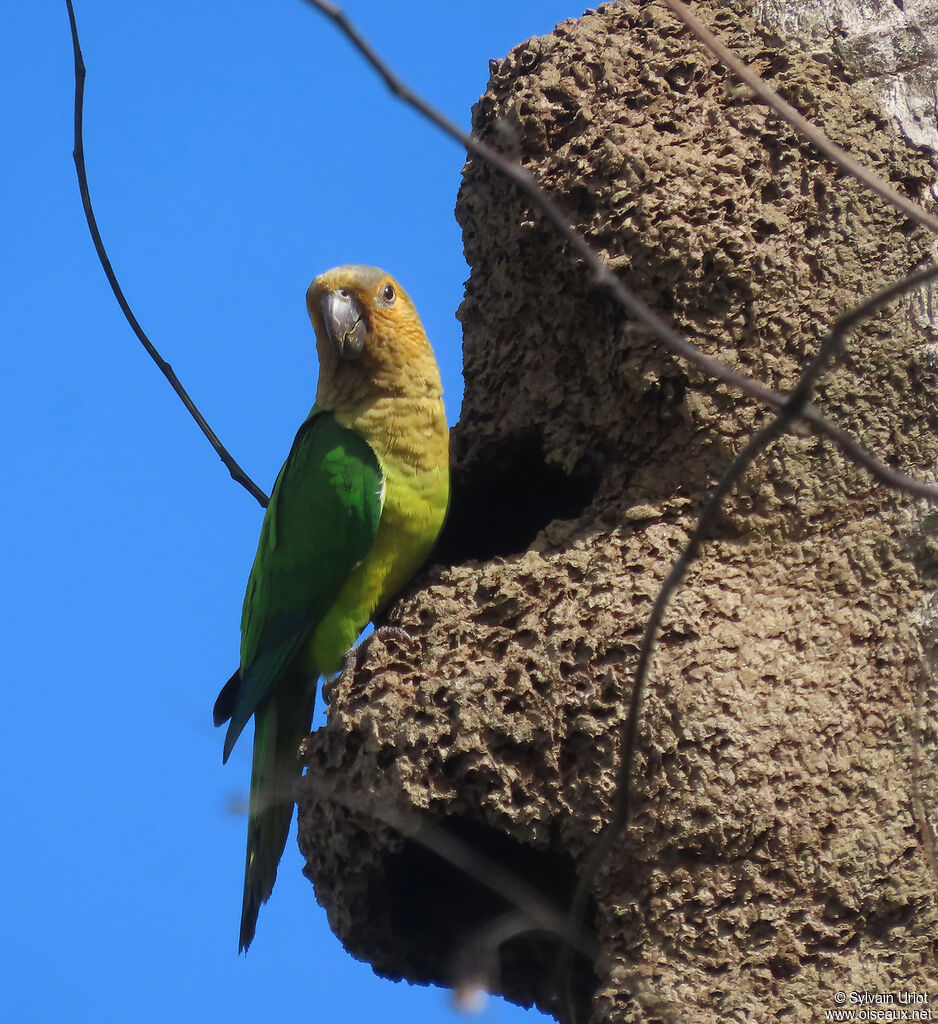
213,265 -> 450,953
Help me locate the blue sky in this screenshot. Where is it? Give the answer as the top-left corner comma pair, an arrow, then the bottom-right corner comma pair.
2,2 -> 587,1022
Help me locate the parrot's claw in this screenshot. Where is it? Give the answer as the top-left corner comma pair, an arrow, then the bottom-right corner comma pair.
322,627 -> 416,704
371,625 -> 416,650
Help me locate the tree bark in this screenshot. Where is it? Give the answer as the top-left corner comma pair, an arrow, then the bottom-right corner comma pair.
755,0 -> 938,166
297,1 -> 938,1019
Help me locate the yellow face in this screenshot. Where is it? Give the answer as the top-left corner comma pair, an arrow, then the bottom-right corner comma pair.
306,265 -> 432,387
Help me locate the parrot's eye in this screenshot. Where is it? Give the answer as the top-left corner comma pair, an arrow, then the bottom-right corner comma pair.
378,282 -> 397,307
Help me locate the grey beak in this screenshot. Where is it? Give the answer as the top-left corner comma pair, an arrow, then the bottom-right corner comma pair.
321,289 -> 366,359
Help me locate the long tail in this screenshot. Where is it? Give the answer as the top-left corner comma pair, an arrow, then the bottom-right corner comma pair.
239,675 -> 316,953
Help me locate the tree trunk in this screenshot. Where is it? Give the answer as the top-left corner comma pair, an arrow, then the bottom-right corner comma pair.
297,1 -> 938,1019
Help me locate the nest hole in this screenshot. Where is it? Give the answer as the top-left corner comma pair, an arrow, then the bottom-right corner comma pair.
434,432 -> 601,564
375,815 -> 599,1021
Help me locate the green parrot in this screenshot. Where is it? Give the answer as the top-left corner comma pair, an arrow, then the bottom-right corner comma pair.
213,265 -> 450,952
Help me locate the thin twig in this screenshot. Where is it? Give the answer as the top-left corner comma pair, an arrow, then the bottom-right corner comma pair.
301,770 -> 599,957
65,0 -> 269,508
450,908 -> 675,1022
662,0 -> 938,237
298,0 -> 938,504
556,261 -> 938,1024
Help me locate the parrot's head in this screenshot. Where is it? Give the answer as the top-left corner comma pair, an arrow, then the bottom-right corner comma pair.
307,265 -> 442,409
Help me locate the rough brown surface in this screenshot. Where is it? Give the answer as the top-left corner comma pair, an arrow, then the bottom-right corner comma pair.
297,1 -> 938,1020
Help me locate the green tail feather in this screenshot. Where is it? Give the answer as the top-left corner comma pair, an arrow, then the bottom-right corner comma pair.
239,675 -> 316,953
213,668 -> 239,727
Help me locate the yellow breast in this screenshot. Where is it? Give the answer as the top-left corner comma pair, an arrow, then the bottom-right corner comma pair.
304,392 -> 449,676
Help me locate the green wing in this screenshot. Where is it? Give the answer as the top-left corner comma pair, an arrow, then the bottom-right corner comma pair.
221,409 -> 383,762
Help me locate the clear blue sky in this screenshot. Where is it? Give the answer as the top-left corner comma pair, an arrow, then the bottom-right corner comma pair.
2,2 -> 586,1022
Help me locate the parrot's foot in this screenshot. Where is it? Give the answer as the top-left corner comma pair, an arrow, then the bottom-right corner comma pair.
370,625 -> 415,652
322,627 -> 415,704
343,625 -> 415,677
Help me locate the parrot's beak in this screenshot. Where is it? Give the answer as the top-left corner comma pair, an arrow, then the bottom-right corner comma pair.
321,289 -> 366,360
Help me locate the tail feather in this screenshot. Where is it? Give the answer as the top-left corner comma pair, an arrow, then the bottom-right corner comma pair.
239,674 -> 316,953
214,668 -> 240,727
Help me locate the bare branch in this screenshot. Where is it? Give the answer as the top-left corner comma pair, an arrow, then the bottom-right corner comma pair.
299,0 -> 938,504
451,910 -> 677,1023
300,768 -> 599,948
662,0 -> 938,237
65,0 -> 269,509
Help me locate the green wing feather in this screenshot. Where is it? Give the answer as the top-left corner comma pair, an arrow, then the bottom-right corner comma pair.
214,408 -> 383,952
220,408 -> 383,762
